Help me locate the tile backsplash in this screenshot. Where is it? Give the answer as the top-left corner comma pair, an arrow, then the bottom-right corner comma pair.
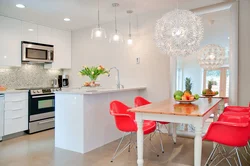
0,64 -> 62,89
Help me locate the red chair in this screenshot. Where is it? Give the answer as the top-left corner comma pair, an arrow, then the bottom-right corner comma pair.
224,106 -> 250,113
110,100 -> 158,162
134,96 -> 172,153
221,106 -> 250,161
203,114 -> 249,166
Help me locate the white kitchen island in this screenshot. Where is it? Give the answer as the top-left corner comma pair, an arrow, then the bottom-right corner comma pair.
54,87 -> 146,154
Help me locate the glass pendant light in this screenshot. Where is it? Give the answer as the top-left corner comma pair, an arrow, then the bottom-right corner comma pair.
154,0 -> 204,56
91,0 -> 107,40
127,10 -> 133,45
109,3 -> 123,43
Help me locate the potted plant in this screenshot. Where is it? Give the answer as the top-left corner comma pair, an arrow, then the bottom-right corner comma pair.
79,65 -> 109,87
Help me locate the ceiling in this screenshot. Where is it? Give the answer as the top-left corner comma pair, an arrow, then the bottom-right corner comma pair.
0,0 -> 229,31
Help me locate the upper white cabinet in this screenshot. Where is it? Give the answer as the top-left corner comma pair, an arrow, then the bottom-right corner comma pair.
37,25 -> 52,45
0,16 -> 22,67
22,21 -> 38,42
44,29 -> 71,69
0,16 -> 71,69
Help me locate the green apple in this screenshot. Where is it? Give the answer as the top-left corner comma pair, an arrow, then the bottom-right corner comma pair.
194,94 -> 200,100
175,95 -> 182,100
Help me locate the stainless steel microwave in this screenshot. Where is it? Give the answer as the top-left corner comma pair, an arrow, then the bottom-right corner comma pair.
22,41 -> 54,63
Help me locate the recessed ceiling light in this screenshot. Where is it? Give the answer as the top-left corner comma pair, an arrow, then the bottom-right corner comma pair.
16,4 -> 25,8
64,18 -> 71,22
28,29 -> 34,32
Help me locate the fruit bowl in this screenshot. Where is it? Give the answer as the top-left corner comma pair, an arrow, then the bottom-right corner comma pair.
202,94 -> 217,97
175,99 -> 198,104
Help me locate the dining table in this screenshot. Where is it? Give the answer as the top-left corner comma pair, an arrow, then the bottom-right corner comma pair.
129,97 -> 224,166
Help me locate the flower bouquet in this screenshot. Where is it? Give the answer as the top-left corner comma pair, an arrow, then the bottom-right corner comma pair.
79,65 -> 109,87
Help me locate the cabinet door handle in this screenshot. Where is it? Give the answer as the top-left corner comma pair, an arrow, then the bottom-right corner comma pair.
38,119 -> 54,125
12,116 -> 23,119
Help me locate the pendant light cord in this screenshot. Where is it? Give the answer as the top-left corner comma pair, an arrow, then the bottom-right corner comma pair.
115,5 -> 117,33
128,13 -> 131,37
97,0 -> 100,27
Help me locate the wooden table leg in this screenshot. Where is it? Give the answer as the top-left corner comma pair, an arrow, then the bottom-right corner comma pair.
137,115 -> 144,166
194,125 -> 203,166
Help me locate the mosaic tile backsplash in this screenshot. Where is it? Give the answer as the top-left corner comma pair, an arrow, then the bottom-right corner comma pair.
0,64 -> 62,89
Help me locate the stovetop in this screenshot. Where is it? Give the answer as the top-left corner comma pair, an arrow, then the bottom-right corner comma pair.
16,87 -> 61,95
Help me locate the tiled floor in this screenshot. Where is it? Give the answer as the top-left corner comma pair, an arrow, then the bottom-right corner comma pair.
0,130 -> 249,166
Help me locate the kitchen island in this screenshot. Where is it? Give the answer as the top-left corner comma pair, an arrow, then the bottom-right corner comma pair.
54,87 -> 146,154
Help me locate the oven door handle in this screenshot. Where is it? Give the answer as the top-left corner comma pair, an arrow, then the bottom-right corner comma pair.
32,94 -> 55,98
38,119 -> 55,125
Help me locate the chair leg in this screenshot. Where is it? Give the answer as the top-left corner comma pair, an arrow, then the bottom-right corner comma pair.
238,148 -> 250,165
234,157 -> 240,166
150,132 -> 156,140
157,123 -> 165,153
236,148 -> 243,166
244,146 -> 250,156
225,158 -> 232,166
128,132 -> 133,152
111,133 -> 131,162
158,130 -> 164,153
204,144 -> 219,166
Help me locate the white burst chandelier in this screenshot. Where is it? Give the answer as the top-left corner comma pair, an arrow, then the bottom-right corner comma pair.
154,9 -> 204,57
197,44 -> 225,70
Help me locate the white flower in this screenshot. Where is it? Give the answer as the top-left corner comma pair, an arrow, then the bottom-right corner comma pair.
92,71 -> 94,75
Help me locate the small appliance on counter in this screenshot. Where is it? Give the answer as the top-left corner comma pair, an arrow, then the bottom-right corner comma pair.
52,78 -> 59,88
58,75 -> 69,88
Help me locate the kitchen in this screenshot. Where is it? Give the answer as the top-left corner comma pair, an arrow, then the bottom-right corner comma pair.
0,0 -> 250,166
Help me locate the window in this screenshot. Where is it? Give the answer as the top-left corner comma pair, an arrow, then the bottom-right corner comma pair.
203,67 -> 229,97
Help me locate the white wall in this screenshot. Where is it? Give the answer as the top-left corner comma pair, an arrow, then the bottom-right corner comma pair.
179,55 -> 203,95
66,13 -> 170,102
238,0 -> 250,106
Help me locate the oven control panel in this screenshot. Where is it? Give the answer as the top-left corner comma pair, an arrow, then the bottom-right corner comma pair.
30,88 -> 60,95
30,90 -> 43,95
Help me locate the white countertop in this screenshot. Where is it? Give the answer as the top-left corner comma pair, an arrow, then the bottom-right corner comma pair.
0,90 -> 29,94
55,86 -> 146,95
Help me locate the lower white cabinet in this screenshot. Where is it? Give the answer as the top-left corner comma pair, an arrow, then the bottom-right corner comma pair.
3,92 -> 28,136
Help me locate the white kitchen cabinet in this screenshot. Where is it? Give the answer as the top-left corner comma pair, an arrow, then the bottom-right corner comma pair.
4,92 -> 28,136
0,16 -> 71,69
22,21 -> 38,42
44,29 -> 71,69
37,25 -> 52,45
0,16 -> 22,67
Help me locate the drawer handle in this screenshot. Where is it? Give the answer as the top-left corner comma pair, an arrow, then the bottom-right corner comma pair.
12,116 -> 23,119
12,109 -> 22,111
38,119 -> 54,125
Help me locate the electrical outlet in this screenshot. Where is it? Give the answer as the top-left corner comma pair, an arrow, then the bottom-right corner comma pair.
136,57 -> 140,64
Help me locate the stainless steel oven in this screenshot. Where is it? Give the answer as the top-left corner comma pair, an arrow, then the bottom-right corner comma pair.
22,41 -> 54,63
17,88 -> 60,133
